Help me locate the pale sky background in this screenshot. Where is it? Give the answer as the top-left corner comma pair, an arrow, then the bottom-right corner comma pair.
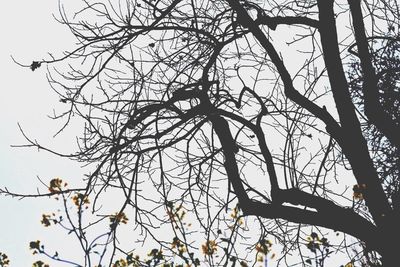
0,1 -> 360,267
0,1 -> 86,265
0,2 -> 277,265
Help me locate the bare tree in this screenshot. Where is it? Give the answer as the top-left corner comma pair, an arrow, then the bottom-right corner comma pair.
3,0 -> 400,266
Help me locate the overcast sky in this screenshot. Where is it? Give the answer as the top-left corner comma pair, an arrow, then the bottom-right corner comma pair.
0,2 -> 274,266
0,1 -> 361,266
0,1 -> 86,265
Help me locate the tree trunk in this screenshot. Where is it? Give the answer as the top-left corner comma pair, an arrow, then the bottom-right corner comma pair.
376,218 -> 400,266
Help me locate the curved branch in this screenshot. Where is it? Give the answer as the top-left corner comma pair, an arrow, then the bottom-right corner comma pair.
210,113 -> 382,255
226,0 -> 343,143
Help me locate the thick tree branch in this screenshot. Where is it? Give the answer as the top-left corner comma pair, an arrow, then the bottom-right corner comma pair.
316,0 -> 392,226
215,109 -> 280,196
226,0 -> 343,144
256,15 -> 319,30
210,113 -> 382,254
243,201 -> 383,254
348,0 -> 400,148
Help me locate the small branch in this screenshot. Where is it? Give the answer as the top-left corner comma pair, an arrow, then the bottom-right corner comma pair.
257,15 -> 319,30
0,187 -> 86,199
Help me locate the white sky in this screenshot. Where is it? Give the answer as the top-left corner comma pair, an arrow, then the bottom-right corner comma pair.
0,1 -> 86,265
0,1 -> 361,267
0,3 -> 278,265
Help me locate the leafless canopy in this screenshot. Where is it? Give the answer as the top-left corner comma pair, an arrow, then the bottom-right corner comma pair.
5,0 -> 400,266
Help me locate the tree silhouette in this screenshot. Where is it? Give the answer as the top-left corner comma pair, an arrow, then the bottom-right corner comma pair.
2,0 -> 400,266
